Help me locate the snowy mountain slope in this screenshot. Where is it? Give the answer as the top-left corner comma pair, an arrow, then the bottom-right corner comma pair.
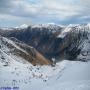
17,24 -> 28,29
44,61 -> 90,90
57,24 -> 71,38
0,36 -> 51,66
0,60 -> 90,90
0,36 -> 28,65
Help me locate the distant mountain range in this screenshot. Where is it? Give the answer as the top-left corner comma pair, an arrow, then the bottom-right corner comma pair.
0,23 -> 90,65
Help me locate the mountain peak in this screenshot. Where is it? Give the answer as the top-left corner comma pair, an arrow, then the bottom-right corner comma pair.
15,24 -> 28,29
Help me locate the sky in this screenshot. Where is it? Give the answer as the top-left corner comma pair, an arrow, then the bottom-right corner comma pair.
0,0 -> 90,27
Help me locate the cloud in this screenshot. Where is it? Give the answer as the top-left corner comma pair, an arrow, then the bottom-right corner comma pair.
0,0 -> 90,27
81,0 -> 90,6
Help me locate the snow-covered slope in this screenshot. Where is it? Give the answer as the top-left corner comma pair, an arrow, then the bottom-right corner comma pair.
57,24 -> 71,38
0,36 -> 29,65
0,36 -> 51,66
0,60 -> 90,90
15,24 -> 28,29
